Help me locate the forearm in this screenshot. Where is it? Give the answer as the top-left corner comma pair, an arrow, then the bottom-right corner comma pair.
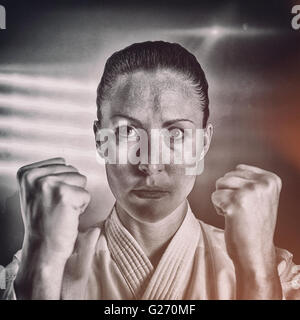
14,239 -> 67,300
235,267 -> 282,300
233,247 -> 282,300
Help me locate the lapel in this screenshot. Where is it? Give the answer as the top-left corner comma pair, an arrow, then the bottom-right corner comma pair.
105,203 -> 201,300
105,208 -> 154,298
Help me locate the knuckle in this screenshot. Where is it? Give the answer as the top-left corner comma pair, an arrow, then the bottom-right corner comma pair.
259,175 -> 271,187
234,189 -> 246,204
17,167 -> 32,184
211,190 -> 218,200
16,167 -> 25,181
260,173 -> 281,191
78,173 -> 87,182
67,165 -> 78,172
277,176 -> 282,190
224,204 -> 233,216
36,176 -> 56,192
24,168 -> 38,185
37,178 -> 48,192
272,173 -> 282,189
21,170 -> 34,187
56,183 -> 70,203
245,182 -> 256,191
224,171 -> 234,177
215,177 -> 222,188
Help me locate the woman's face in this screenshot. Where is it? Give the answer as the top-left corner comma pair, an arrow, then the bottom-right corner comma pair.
97,69 -> 212,222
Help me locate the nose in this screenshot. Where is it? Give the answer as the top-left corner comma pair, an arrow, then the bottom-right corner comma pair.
137,129 -> 166,175
138,163 -> 164,175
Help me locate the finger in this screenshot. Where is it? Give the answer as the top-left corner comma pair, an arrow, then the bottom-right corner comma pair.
237,164 -> 282,188
58,183 -> 91,214
17,158 -> 65,180
211,189 -> 234,216
48,172 -> 87,188
224,169 -> 257,180
216,176 -> 252,190
236,164 -> 269,174
21,164 -> 78,187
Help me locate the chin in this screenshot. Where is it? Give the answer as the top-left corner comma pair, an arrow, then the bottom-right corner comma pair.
125,195 -> 180,221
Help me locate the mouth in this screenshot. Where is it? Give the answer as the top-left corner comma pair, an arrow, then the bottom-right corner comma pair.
131,188 -> 170,199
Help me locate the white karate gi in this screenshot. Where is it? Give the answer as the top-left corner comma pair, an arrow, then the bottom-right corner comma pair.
2,203 -> 300,300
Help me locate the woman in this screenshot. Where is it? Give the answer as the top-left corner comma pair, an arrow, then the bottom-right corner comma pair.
2,41 -> 300,300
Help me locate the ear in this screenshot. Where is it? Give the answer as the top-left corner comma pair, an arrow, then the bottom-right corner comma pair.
200,123 -> 213,160
94,120 -> 104,157
93,120 -> 99,135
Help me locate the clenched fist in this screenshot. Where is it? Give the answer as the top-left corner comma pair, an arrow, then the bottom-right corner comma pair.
211,164 -> 283,299
15,157 -> 91,299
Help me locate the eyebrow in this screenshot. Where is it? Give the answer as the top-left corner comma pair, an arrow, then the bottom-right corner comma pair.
163,119 -> 195,126
110,114 -> 143,127
110,114 -> 195,127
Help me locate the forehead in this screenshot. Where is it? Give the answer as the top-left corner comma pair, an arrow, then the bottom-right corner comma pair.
101,69 -> 203,127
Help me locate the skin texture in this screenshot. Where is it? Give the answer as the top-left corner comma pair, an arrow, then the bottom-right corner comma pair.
14,68 -> 282,300
98,70 -> 211,222
15,158 -> 90,299
212,164 -> 283,299
96,69 -> 212,268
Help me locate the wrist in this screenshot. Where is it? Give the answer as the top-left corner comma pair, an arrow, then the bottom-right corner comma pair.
23,233 -> 72,265
231,243 -> 277,274
233,262 -> 282,300
233,247 -> 279,288
15,246 -> 67,300
234,265 -> 279,284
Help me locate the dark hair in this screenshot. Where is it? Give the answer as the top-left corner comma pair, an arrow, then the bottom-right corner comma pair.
96,41 -> 209,127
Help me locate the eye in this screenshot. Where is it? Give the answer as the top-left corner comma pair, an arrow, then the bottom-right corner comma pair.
116,125 -> 138,141
167,128 -> 184,141
163,128 -> 184,148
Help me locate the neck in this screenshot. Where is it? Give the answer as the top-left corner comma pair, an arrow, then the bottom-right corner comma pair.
116,201 -> 188,267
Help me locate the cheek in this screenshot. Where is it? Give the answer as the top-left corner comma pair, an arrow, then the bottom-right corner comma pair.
167,165 -> 196,193
106,164 -> 133,192
163,131 -> 204,170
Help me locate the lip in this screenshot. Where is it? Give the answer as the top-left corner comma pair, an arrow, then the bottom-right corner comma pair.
131,188 -> 170,199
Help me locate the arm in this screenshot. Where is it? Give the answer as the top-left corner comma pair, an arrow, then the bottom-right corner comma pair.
13,157 -> 90,300
14,240 -> 67,300
233,245 -> 282,299
212,164 -> 284,299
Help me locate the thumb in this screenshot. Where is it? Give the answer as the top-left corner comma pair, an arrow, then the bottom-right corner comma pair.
211,190 -> 233,216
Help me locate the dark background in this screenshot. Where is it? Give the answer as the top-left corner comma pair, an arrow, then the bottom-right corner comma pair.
0,0 -> 299,265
